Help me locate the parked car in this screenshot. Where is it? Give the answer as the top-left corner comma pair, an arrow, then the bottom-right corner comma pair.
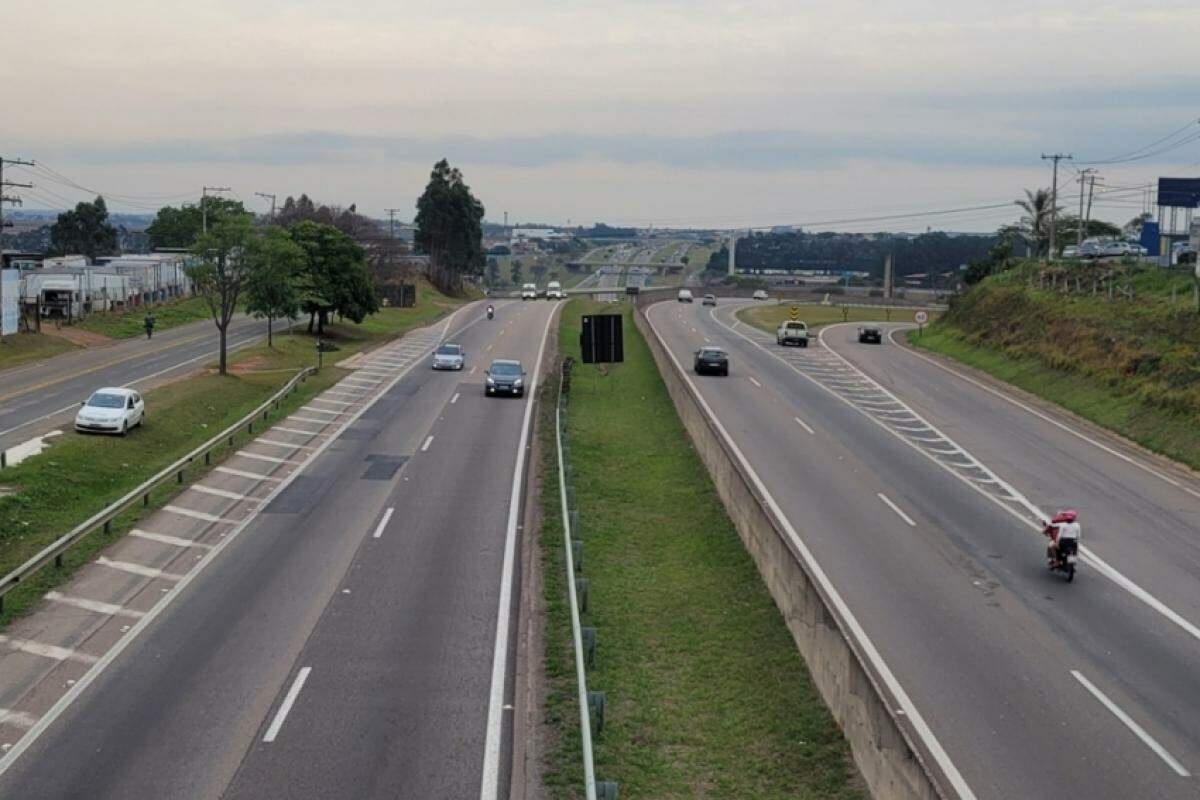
1061,245 -> 1080,259
431,342 -> 465,370
75,387 -> 144,435
677,289 -> 694,303
752,289 -> 769,300
546,280 -> 564,300
858,325 -> 883,344
485,359 -> 526,397
776,320 -> 810,347
693,346 -> 729,376
521,283 -> 538,300
1079,241 -> 1103,259
702,294 -> 717,306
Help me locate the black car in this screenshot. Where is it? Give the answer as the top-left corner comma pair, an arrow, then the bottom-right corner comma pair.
694,346 -> 729,376
486,359 -> 526,396
858,325 -> 883,344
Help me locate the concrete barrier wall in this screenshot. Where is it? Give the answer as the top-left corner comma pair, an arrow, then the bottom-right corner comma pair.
633,304 -> 946,800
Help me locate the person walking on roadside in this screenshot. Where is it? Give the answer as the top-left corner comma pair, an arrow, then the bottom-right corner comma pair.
144,312 -> 156,340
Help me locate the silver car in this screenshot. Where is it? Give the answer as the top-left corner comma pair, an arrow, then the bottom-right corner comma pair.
431,343 -> 465,370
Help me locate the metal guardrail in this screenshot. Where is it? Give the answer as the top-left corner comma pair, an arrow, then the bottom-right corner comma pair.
0,367 -> 316,612
555,358 -> 618,800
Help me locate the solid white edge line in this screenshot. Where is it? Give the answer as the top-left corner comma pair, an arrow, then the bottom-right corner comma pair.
451,392 -> 461,404
0,301 -> 481,780
372,507 -> 394,539
886,327 -> 1190,493
793,416 -> 815,435
421,435 -> 434,452
748,376 -> 762,388
650,302 -> 978,800
479,302 -> 559,800
263,666 -> 312,743
1070,670 -> 1190,777
877,493 -> 917,527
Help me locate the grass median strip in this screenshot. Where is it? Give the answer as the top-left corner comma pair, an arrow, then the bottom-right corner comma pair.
74,296 -> 215,339
0,332 -> 80,371
737,301 -> 938,333
0,285 -> 466,627
539,299 -> 863,798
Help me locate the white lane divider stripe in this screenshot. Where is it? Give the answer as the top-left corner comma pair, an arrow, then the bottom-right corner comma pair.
372,507 -> 395,539
164,505 -> 235,524
421,435 -> 434,452
0,709 -> 37,729
1071,670 -> 1190,777
215,465 -> 280,481
189,484 -> 249,500
238,451 -> 304,466
287,416 -> 334,426
451,393 -> 461,404
263,667 -> 312,743
748,376 -> 762,388
793,416 -> 815,435
271,426 -> 327,437
254,438 -> 314,452
96,557 -> 185,581
307,398 -> 354,407
878,493 -> 917,527
0,636 -> 98,664
299,406 -> 340,416
44,591 -> 144,619
129,529 -> 212,549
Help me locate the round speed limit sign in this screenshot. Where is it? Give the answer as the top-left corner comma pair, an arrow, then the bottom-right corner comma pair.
915,311 -> 928,325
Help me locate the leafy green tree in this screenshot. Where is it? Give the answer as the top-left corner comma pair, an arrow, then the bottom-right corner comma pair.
1056,215 -> 1121,247
50,196 -> 118,260
289,221 -> 379,336
414,159 -> 486,292
187,214 -> 255,374
147,198 -> 245,248
509,259 -> 522,285
243,226 -> 308,347
1007,188 -> 1059,257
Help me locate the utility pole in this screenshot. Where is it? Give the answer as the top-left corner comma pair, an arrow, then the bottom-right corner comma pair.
1084,174 -> 1097,237
201,186 -> 231,234
1076,168 -> 1096,245
384,208 -> 402,239
255,192 -> 277,223
1041,153 -> 1072,258
727,231 -> 737,276
0,157 -> 36,244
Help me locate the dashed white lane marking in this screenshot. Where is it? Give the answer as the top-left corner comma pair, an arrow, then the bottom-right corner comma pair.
421,435 -> 434,452
341,377 -> 380,386
238,451 -> 304,466
299,406 -> 341,416
372,507 -> 395,539
255,438 -> 313,452
1071,671 -> 1190,777
451,393 -> 461,404
44,591 -> 144,619
748,376 -> 762,388
263,667 -> 312,743
470,366 -> 478,375
0,636 -> 98,665
164,505 -> 235,524
215,465 -> 281,481
271,426 -> 325,437
189,484 -> 249,501
878,493 -> 917,527
0,709 -> 36,729
129,529 -> 212,549
323,390 -> 364,399
354,370 -> 390,378
307,398 -> 354,407
793,416 -> 815,435
95,557 -> 185,581
288,416 -> 335,426
486,345 -> 493,351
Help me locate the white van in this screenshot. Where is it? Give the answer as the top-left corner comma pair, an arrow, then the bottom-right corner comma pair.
521,283 -> 538,300
677,289 -> 694,303
546,281 -> 564,300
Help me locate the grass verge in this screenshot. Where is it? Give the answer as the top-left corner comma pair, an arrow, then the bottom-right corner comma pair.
911,326 -> 1200,471
737,302 -> 938,335
538,299 -> 863,799
0,332 -> 80,371
0,286 -> 466,627
75,295 -> 215,338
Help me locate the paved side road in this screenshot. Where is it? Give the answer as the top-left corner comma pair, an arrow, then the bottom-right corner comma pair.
0,314 -> 269,452
0,298 -> 557,799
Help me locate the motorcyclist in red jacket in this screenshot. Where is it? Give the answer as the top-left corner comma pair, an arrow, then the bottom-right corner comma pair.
1044,509 -> 1081,566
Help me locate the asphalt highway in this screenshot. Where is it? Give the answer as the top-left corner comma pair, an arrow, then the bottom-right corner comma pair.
0,314 -> 269,452
647,299 -> 1200,800
0,298 -> 558,799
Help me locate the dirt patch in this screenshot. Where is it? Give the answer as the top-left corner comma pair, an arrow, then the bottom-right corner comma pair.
225,355 -> 272,375
41,324 -> 112,347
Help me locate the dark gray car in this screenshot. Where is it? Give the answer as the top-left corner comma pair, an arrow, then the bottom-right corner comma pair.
485,359 -> 526,397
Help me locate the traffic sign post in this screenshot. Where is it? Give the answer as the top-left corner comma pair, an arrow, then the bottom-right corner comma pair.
915,310 -> 928,338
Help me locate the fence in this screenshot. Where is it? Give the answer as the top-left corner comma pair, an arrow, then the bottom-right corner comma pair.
555,357 -> 619,800
0,367 -> 316,613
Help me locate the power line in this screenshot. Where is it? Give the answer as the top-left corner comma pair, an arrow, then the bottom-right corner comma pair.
0,157 -> 36,238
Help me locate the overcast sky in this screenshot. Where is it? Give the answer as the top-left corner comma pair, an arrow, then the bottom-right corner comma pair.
6,0 -> 1200,231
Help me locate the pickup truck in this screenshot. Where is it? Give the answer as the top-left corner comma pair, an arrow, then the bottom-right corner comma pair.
776,320 -> 810,347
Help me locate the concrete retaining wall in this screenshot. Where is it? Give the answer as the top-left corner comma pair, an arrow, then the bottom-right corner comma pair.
633,303 -> 947,800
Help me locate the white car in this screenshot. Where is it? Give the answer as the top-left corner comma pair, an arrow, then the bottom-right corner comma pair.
521,283 -> 538,300
75,387 -> 144,435
431,342 -> 465,370
677,289 -> 694,303
752,289 -> 769,300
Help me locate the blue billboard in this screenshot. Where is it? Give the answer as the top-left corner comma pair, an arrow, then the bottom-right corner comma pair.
1157,178 -> 1200,209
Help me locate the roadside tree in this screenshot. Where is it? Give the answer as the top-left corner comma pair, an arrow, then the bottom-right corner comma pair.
243,226 -> 308,347
187,214 -> 254,374
147,198 -> 246,249
50,196 -> 118,260
289,221 -> 379,336
414,159 -> 485,292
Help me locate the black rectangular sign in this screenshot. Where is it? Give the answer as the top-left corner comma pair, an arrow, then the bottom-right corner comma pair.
1158,177 -> 1200,209
580,314 -> 624,364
